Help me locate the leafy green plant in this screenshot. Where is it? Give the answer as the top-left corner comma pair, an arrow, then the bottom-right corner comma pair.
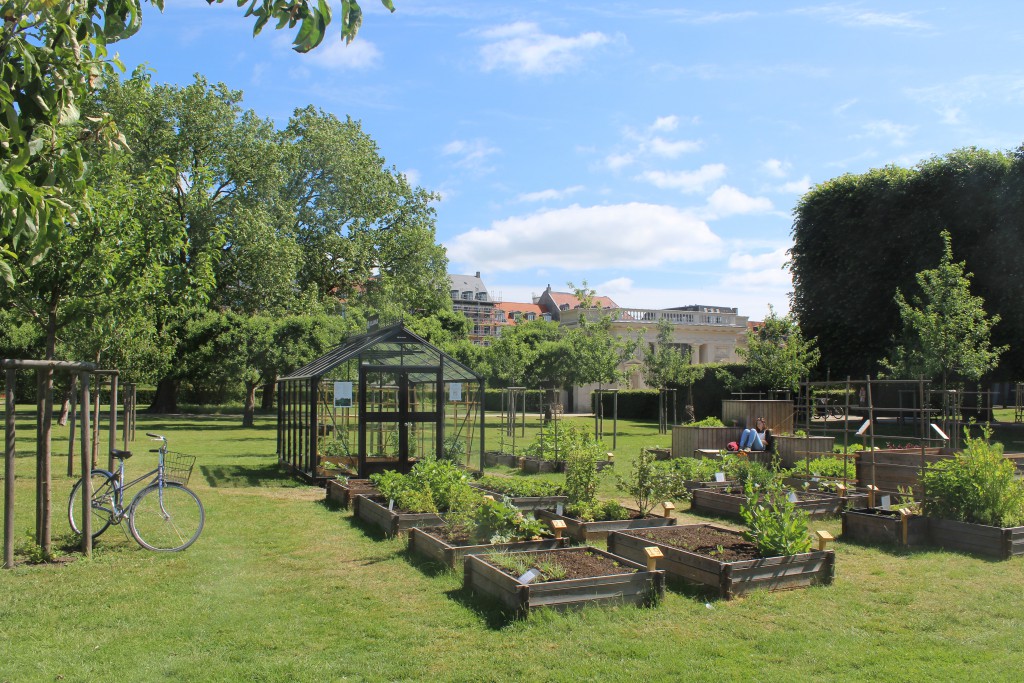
617,448 -> 675,516
369,460 -> 480,514
788,455 -> 852,479
740,481 -> 812,556
564,446 -> 602,508
473,498 -> 548,544
921,428 -> 1024,527
689,416 -> 726,427
566,500 -> 630,522
475,476 -> 563,498
441,434 -> 467,462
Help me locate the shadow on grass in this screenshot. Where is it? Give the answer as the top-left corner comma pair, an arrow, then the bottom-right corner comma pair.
344,512 -> 391,543
837,534 -> 1006,562
398,545 -> 454,579
199,463 -> 299,488
444,584 -> 518,629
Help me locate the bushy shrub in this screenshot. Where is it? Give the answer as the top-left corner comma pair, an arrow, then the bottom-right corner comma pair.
921,429 -> 1024,527
475,476 -> 563,497
740,481 -> 812,556
689,416 -> 726,427
617,448 -> 675,516
369,459 -> 479,514
788,455 -> 853,479
472,498 -> 548,544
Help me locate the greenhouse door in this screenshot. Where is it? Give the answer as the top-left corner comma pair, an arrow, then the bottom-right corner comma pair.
358,365 -> 443,477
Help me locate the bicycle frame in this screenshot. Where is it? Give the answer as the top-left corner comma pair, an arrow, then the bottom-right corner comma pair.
99,451 -> 167,522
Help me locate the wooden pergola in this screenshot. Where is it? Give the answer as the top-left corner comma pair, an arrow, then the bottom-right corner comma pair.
277,323 -> 485,480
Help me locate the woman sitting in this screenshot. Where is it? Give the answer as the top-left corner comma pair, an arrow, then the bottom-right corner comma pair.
739,417 -> 772,452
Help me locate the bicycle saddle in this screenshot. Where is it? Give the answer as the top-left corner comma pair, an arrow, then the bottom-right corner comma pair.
110,449 -> 133,460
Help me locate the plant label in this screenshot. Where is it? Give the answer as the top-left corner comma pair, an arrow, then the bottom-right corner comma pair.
518,568 -> 541,584
715,472 -> 726,482
811,477 -> 819,483
787,491 -> 798,503
880,495 -> 891,510
556,503 -> 564,516
388,499 -> 395,511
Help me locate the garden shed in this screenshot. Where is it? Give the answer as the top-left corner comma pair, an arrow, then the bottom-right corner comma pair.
277,323 -> 485,480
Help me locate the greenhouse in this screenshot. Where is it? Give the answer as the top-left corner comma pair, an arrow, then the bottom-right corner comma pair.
277,323 -> 485,480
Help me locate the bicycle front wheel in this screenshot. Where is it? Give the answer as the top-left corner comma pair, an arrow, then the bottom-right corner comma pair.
128,483 -> 205,552
68,469 -> 117,539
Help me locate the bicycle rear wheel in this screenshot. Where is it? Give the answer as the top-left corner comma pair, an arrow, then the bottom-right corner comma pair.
68,470 -> 117,539
128,483 -> 205,552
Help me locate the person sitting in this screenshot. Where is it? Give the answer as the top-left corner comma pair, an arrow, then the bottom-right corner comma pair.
738,417 -> 772,452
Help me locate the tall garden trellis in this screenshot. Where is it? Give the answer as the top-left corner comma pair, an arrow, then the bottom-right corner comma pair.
277,323 -> 485,480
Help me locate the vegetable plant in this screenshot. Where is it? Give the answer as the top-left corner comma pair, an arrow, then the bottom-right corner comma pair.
740,481 -> 812,556
617,448 -> 675,516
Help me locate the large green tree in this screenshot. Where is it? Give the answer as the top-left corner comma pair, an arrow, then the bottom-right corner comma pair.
721,307 -> 820,394
881,230 -> 1007,388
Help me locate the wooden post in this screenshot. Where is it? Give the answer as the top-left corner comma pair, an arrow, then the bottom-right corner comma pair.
67,374 -> 77,476
644,546 -> 663,572
4,369 -> 16,569
662,501 -> 675,519
549,519 -> 567,540
867,484 -> 879,509
816,530 -> 834,552
900,508 -> 912,546
80,372 -> 92,558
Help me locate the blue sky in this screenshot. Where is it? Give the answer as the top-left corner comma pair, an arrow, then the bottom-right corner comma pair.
115,1 -> 1024,319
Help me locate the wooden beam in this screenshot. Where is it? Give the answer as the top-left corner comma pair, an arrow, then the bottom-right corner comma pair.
4,369 -> 16,568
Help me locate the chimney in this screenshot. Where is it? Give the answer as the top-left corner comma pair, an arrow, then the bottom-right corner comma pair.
475,271 -> 480,278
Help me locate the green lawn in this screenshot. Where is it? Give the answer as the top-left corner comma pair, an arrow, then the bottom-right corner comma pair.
2,409 -> 1023,682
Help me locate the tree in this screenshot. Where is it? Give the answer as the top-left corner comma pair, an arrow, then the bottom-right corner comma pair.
642,318 -> 700,429
721,307 -> 820,394
881,230 -> 1007,388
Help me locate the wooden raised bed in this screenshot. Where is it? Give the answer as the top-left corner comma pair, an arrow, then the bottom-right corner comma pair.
325,478 -> 376,509
854,447 -> 952,495
407,528 -> 569,570
721,399 -> 794,434
469,484 -> 567,512
607,523 -> 834,600
842,508 -> 928,547
463,546 -> 665,612
926,518 -> 1024,560
773,435 -> 836,468
535,507 -> 676,542
671,426 -> 735,459
482,451 -> 519,468
520,457 -> 565,474
690,487 -> 846,520
352,494 -> 446,536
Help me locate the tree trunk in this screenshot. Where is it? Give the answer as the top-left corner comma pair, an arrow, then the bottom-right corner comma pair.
37,309 -> 57,555
148,376 -> 179,413
57,380 -> 71,426
243,381 -> 257,428
260,377 -> 276,411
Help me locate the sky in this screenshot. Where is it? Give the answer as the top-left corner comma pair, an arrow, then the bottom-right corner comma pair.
114,1 -> 1024,320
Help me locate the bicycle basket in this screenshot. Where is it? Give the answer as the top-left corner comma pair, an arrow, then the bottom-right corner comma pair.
163,452 -> 197,485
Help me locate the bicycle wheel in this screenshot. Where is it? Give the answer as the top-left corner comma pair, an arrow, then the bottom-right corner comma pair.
128,483 -> 204,552
68,469 -> 117,539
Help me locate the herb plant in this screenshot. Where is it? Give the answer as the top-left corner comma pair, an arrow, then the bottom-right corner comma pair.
740,481 -> 812,556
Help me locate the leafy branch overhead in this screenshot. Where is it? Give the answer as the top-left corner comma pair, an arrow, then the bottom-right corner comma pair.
226,0 -> 396,51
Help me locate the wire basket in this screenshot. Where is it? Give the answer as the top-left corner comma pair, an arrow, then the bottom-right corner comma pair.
163,452 -> 197,485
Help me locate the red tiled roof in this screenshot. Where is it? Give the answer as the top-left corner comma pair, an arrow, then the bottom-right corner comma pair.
495,301 -> 546,324
547,291 -> 618,310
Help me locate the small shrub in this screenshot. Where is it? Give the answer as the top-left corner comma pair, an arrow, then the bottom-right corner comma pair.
369,460 -> 480,514
740,481 -> 812,556
617,448 -> 675,516
689,416 -> 726,427
473,498 -> 547,544
475,476 -> 563,498
921,428 -> 1024,527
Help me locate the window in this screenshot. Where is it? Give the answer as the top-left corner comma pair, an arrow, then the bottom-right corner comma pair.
559,303 -> 570,311
450,289 -> 459,299
462,291 -> 473,300
475,291 -> 488,301
526,312 -> 536,321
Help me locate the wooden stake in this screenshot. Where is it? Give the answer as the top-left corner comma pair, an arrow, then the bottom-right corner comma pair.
835,484 -> 847,498
4,369 -> 16,569
900,508 -> 911,545
867,485 -> 880,509
662,501 -> 675,518
644,546 -> 664,572
816,530 -> 834,551
549,519 -> 567,539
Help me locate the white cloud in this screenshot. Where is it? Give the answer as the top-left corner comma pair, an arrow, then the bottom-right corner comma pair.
833,98 -> 858,115
477,22 -> 610,75
723,247 -> 792,292
300,37 -> 382,70
604,152 -> 635,171
649,115 -> 679,132
791,7 -> 932,31
447,203 -> 724,272
775,176 -> 812,194
761,159 -> 790,178
857,120 -> 916,147
402,169 -> 421,186
442,138 -> 501,171
704,186 -> 774,218
517,185 -> 585,202
645,137 -> 702,158
637,164 -> 727,193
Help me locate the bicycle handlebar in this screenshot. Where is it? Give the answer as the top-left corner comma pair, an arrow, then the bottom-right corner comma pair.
146,432 -> 166,440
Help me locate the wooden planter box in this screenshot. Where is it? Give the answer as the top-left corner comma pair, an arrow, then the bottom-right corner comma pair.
483,451 -> 519,468
671,426 -> 735,459
690,487 -> 845,520
773,435 -> 836,468
926,517 -> 1024,560
649,447 -> 674,461
721,400 -> 794,434
407,528 -> 569,570
352,494 -> 446,536
521,457 -> 565,474
841,508 -> 928,547
325,478 -> 376,509
607,524 -> 834,600
682,479 -> 736,494
469,484 -> 568,512
463,546 -> 665,612
854,448 -> 952,495
535,508 -> 676,542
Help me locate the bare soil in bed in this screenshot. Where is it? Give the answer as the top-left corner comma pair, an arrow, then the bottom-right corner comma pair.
483,550 -> 636,582
629,526 -> 761,562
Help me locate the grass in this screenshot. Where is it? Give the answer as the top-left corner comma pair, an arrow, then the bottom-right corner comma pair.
2,407 -> 1024,681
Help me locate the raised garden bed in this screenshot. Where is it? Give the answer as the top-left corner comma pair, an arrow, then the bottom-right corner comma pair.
463,546 -> 665,612
469,484 -> 568,513
671,425 -> 735,459
682,479 -> 736,494
690,487 -> 847,520
773,435 -> 836,468
535,507 -> 676,542
926,518 -> 1024,560
841,507 -> 928,547
854,447 -> 952,495
407,527 -> 569,570
482,451 -> 519,468
352,494 -> 446,536
520,457 -> 613,474
325,478 -> 376,509
607,523 -> 834,599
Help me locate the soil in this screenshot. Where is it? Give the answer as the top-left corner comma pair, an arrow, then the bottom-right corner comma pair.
718,487 -> 832,503
629,525 -> 762,562
485,549 -> 636,582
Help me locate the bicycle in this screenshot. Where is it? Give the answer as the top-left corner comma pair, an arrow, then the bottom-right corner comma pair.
68,432 -> 205,552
